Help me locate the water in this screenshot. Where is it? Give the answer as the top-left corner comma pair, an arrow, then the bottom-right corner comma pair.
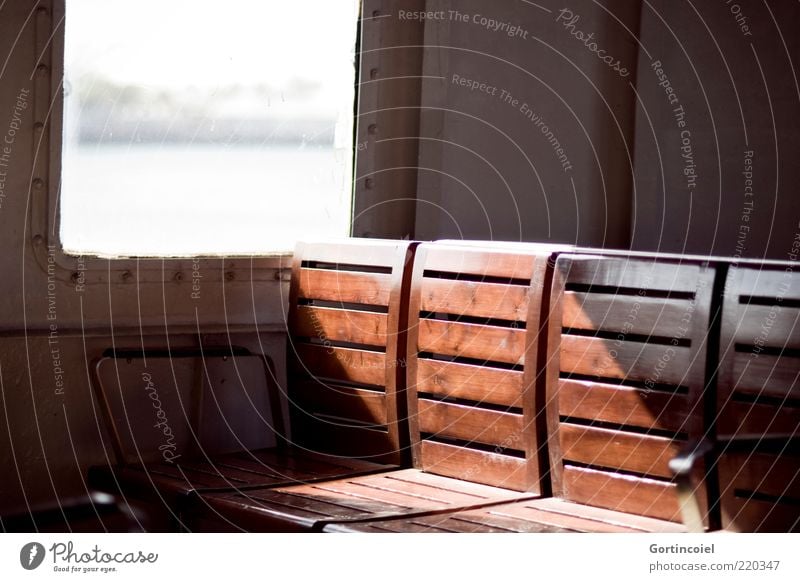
60,144 -> 352,257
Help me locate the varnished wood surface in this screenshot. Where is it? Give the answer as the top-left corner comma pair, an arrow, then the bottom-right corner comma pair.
415,358 -> 524,408
89,448 -> 387,505
420,277 -> 530,321
544,254 -> 714,528
406,243 -> 559,493
288,240 -> 416,464
188,468 -> 533,532
324,497 -> 688,533
297,268 -> 392,306
558,379 -> 690,433
417,398 -> 524,447
717,265 -> 800,532
417,318 -> 527,365
294,306 -> 389,347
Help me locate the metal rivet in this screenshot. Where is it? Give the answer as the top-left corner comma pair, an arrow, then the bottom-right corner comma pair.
370,68 -> 379,80
36,64 -> 48,76
372,10 -> 381,18
225,271 -> 235,282
33,235 -> 44,246
37,6 -> 48,15
33,178 -> 44,189
174,272 -> 183,282
365,178 -> 374,190
33,122 -> 44,132
368,124 -> 378,135
121,270 -> 132,282
70,272 -> 80,283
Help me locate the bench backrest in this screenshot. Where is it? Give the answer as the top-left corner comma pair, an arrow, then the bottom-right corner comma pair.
717,265 -> 800,532
405,243 -> 556,492
545,254 -> 715,523
287,239 -> 415,465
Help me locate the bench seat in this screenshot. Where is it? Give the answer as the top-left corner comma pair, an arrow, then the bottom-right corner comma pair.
88,240 -> 417,530
186,469 -> 536,532
185,243 -> 558,531
324,497 -> 688,533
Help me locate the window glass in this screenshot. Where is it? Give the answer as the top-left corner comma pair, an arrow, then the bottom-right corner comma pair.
61,0 -> 359,256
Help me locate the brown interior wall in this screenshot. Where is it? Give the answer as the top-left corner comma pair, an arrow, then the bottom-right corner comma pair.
631,0 -> 800,259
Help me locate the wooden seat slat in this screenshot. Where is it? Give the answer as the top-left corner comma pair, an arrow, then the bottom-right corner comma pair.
417,399 -> 524,448
416,358 -> 524,408
562,291 -> 693,338
728,351 -> 800,399
291,343 -> 387,387
560,424 -> 681,479
421,246 -> 537,280
297,268 -> 392,306
294,306 -> 388,347
559,334 -> 698,387
733,304 -> 800,347
291,380 -> 388,427
558,379 -> 690,433
417,440 -> 528,491
420,277 -> 530,321
560,256 -> 703,292
562,465 -> 683,523
417,318 -> 527,365
718,265 -> 800,531
717,400 -> 800,435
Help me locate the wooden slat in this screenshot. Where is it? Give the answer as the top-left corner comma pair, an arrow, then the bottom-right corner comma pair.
562,465 -> 682,523
722,497 -> 800,532
558,379 -> 690,432
388,467 -> 527,498
480,503 -> 635,532
730,352 -> 800,399
296,240 -> 405,269
560,256 -> 703,293
722,453 -> 800,499
418,319 -> 527,365
420,278 -> 530,321
423,246 -> 537,280
559,424 -> 680,479
419,440 -> 529,491
417,399 -> 524,447
416,358 -> 524,408
306,478 -> 462,509
718,401 -> 800,436
530,497 -> 687,532
559,334 -> 697,387
292,381 -> 387,427
294,306 -> 388,346
736,268 -> 800,301
292,420 -> 398,464
734,304 -> 800,347
297,268 -> 392,306
562,291 -> 692,338
291,343 -> 387,387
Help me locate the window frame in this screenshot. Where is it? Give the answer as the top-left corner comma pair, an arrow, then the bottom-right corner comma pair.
40,0 -> 425,288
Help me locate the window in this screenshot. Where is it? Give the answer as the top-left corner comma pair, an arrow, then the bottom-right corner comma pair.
61,0 -> 359,256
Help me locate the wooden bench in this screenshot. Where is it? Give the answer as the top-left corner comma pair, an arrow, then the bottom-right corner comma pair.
329,253 -> 717,532
182,242 -> 557,531
88,239 -> 415,530
88,239 -> 798,533
672,264 -> 800,532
